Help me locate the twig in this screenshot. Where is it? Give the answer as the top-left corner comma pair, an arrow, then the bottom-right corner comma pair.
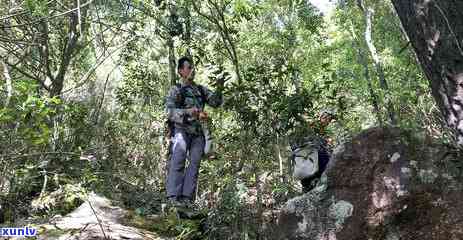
0,0 -> 59,21
0,151 -> 81,160
61,38 -> 133,95
93,65 -> 119,125
398,41 -> 411,54
65,223 -> 90,240
1,0 -> 95,29
0,59 -> 13,106
3,59 -> 49,90
434,2 -> 463,56
87,199 -> 110,240
77,0 -> 82,36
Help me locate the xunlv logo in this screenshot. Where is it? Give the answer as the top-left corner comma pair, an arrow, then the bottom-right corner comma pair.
0,227 -> 37,237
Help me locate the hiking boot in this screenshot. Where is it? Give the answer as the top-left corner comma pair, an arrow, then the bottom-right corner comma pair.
167,197 -> 184,208
179,197 -> 195,209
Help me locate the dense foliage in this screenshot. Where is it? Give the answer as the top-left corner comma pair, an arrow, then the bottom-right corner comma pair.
0,0 -> 457,239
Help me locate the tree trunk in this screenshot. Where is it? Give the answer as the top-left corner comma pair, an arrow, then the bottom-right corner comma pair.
183,4 -> 192,57
167,1 -> 177,86
275,135 -> 286,183
1,60 -> 12,106
167,36 -> 177,86
349,23 -> 382,124
51,1 -> 88,97
363,7 -> 396,124
391,0 -> 463,144
291,66 -> 301,94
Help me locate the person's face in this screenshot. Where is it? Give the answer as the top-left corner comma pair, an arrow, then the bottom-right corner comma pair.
179,61 -> 194,80
320,114 -> 332,125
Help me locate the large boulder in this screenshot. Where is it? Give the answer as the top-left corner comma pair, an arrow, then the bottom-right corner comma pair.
275,127 -> 463,240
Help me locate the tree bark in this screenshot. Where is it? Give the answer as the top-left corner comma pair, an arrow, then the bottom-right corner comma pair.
1,60 -> 13,106
275,135 -> 286,183
391,0 -> 463,144
183,3 -> 192,57
362,6 -> 396,124
51,1 -> 88,97
168,3 -> 177,86
167,36 -> 177,86
52,15 -> 77,96
349,23 -> 382,124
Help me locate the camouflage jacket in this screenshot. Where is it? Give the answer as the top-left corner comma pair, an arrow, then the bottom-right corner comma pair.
166,82 -> 222,135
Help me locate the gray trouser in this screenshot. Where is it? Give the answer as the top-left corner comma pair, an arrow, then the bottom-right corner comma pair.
166,128 -> 205,199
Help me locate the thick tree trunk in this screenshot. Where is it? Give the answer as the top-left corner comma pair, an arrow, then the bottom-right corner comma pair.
391,0 -> 463,144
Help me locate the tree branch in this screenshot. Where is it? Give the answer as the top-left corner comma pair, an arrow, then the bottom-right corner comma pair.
4,60 -> 50,91
61,39 -> 132,95
1,59 -> 13,106
53,0 -> 89,96
0,0 -> 95,29
38,21 -> 54,84
362,6 -> 396,124
192,0 -> 242,83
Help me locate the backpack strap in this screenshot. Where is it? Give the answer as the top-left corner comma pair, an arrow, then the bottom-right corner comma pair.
174,83 -> 187,108
174,83 -> 208,108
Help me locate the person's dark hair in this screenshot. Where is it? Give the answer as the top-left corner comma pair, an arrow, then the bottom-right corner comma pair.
177,56 -> 193,70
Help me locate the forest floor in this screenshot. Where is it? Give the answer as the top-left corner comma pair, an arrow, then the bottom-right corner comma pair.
16,193 -> 171,240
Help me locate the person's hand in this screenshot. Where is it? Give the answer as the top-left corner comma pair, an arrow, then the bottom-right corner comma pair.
187,107 -> 200,118
209,72 -> 229,90
327,137 -> 334,146
216,76 -> 225,87
199,111 -> 208,121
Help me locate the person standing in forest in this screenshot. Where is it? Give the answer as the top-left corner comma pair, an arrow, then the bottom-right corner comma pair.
165,56 -> 224,207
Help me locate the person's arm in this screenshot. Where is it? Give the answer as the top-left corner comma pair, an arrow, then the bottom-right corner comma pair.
202,85 -> 223,108
166,87 -> 199,124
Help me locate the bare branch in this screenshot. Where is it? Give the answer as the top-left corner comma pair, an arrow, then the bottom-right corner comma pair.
87,199 -> 109,240
191,1 -> 219,27
356,0 -> 365,12
38,21 -> 54,84
61,38 -> 133,95
0,11 -> 28,21
53,0 -> 90,96
77,0 -> 83,36
4,60 -> 50,91
0,151 -> 81,160
93,64 -> 119,125
363,7 -> 396,124
1,59 -> 13,106
0,0 -> 95,29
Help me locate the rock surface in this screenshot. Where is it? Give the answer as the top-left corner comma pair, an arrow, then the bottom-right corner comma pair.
35,193 -> 167,240
276,127 -> 463,240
